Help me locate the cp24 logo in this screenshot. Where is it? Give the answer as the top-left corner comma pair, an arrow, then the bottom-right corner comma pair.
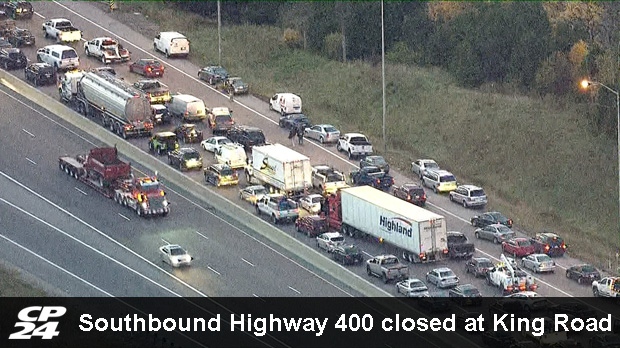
9,306 -> 67,340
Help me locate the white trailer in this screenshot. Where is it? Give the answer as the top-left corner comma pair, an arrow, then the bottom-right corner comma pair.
339,186 -> 448,263
245,143 -> 312,195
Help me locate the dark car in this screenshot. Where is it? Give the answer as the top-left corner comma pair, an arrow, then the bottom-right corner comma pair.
531,232 -> 567,256
349,166 -> 394,190
198,65 -> 228,85
417,296 -> 452,313
148,131 -> 179,155
203,163 -> 238,187
465,257 -> 494,278
456,312 -> 484,333
174,123 -> 203,144
24,62 -> 55,86
392,183 -> 426,207
133,79 -> 171,104
449,284 -> 482,306
332,244 -> 364,265
360,155 -> 390,174
279,113 -> 311,130
0,47 -> 26,70
224,76 -> 249,95
129,58 -> 164,78
167,147 -> 203,172
482,328 -> 516,347
565,264 -> 601,284
4,1 -> 33,19
295,215 -> 328,238
471,211 -> 513,228
447,231 -> 475,259
0,38 -> 11,49
227,125 -> 266,150
589,334 -> 620,348
7,27 -> 34,47
546,302 -> 597,321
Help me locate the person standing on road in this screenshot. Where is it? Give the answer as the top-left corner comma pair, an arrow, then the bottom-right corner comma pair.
297,124 -> 304,145
288,127 -> 296,147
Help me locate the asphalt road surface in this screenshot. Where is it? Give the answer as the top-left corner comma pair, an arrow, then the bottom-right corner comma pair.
9,1 -> 596,299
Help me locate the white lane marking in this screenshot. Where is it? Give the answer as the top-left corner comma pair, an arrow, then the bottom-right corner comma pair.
74,187 -> 88,195
117,213 -> 130,221
194,230 -> 209,240
161,238 -> 170,245
288,286 -> 301,294
362,251 -> 374,258
207,266 -> 221,276
0,233 -> 115,297
0,196 -> 184,297
22,128 -> 35,137
34,12 -> 45,19
0,87 -> 361,297
241,258 -> 254,267
25,158 -> 36,165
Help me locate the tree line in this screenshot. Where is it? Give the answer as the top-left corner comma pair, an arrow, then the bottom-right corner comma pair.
174,1 -> 620,137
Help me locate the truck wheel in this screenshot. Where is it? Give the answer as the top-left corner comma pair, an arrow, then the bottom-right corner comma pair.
255,205 -> 261,215
215,178 -> 220,187
319,136 -> 325,144
271,215 -> 278,224
101,55 -> 106,64
471,218 -> 478,227
122,129 -> 128,139
462,200 -> 468,208
336,143 -> 342,151
44,31 -> 49,39
493,237 -> 499,244
593,288 -> 599,297
366,267 -> 372,276
148,142 -> 154,152
348,151 -> 353,159
157,147 -> 163,156
165,50 -> 170,58
136,208 -> 142,217
153,43 -> 157,51
475,232 -> 480,239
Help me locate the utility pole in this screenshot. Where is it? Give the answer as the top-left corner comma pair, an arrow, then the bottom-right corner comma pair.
381,0 -> 387,153
217,0 -> 222,66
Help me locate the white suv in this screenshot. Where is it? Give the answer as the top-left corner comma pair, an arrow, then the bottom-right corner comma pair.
449,185 -> 488,208
36,44 -> 79,71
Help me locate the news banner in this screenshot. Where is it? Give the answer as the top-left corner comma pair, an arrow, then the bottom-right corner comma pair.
1,297 -> 619,348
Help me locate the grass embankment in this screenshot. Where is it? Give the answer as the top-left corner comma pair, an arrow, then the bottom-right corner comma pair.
111,3 -> 617,269
0,264 -> 48,296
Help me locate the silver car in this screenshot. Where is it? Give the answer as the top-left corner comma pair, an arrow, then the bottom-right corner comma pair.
449,185 -> 487,208
396,278 -> 430,297
474,223 -> 515,244
521,254 -> 556,274
316,232 -> 345,253
304,124 -> 340,144
425,267 -> 459,289
299,194 -> 322,214
160,244 -> 193,268
201,136 -> 232,152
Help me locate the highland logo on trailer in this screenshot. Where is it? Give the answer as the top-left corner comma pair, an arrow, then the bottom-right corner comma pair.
379,216 -> 413,237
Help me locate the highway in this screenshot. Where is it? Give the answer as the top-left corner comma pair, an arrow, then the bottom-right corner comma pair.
0,84 -> 362,299
5,0 -> 596,299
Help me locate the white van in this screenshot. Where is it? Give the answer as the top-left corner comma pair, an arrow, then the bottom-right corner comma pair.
215,143 -> 247,169
153,31 -> 190,58
36,45 -> 79,71
269,93 -> 302,116
167,94 -> 206,122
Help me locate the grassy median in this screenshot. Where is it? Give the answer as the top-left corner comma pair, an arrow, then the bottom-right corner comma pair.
106,2 -> 617,269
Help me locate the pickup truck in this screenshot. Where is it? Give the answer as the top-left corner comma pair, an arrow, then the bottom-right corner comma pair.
366,255 -> 409,284
349,166 -> 394,191
42,18 -> 81,43
446,231 -> 475,259
411,159 -> 440,179
336,133 -> 373,159
311,165 -> 348,195
255,193 -> 299,225
592,277 -> 620,297
486,259 -> 537,295
84,37 -> 130,64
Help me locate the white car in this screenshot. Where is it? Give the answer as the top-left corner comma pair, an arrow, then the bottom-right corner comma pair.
160,244 -> 193,268
425,267 -> 459,289
316,232 -> 344,253
411,159 -> 440,179
504,291 -> 539,298
299,194 -> 322,213
395,278 -> 429,297
238,185 -> 268,205
304,124 -> 340,144
201,136 -> 232,153
521,254 -> 556,274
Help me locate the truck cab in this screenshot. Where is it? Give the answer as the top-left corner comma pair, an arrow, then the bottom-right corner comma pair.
311,165 -> 348,195
337,133 -> 373,159
84,37 -> 127,64
366,255 -> 409,283
255,193 -> 299,225
592,277 -> 620,297
486,254 -> 537,294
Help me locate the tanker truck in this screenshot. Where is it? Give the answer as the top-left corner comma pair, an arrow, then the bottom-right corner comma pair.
59,69 -> 153,139
58,147 -> 170,217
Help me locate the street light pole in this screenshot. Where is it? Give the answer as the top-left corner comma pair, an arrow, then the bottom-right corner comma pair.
381,0 -> 386,153
581,80 -> 620,238
217,0 -> 222,66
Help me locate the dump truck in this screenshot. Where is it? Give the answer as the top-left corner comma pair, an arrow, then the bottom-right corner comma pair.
326,186 -> 448,263
59,69 -> 153,139
58,147 -> 169,217
245,143 -> 312,196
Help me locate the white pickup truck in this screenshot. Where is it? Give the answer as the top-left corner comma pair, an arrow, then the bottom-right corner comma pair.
42,18 -> 82,43
255,193 -> 299,225
311,165 -> 348,195
336,133 -> 373,159
486,254 -> 537,295
84,37 -> 130,64
592,277 -> 620,297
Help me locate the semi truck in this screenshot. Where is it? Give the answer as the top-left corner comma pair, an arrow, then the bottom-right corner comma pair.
245,143 -> 312,195
58,147 -> 169,217
326,186 -> 448,263
59,69 -> 153,139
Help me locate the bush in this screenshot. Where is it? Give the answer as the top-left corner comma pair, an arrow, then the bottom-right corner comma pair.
283,28 -> 302,49
324,32 -> 343,61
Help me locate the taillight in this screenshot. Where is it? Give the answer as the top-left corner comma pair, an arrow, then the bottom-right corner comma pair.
506,285 -> 514,292
391,178 -> 395,184
376,179 -> 380,184
146,93 -> 151,98
419,253 -> 426,260
147,67 -> 152,72
508,219 -> 513,226
562,244 -> 567,249
407,195 -> 411,200
519,284 -> 526,291
442,249 -> 448,254
530,284 -> 538,291
124,124 -> 132,130
544,245 -> 550,252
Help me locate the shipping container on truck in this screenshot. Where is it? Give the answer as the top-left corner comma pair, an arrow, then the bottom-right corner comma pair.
327,186 -> 448,263
245,143 -> 312,195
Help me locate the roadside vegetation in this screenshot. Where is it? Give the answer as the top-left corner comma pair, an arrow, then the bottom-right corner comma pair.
0,264 -> 48,296
107,2 -> 618,269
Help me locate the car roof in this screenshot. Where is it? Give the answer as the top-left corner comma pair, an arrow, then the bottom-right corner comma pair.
538,232 -> 560,238
404,278 -> 423,283
315,124 -> 335,128
245,185 -> 266,191
447,231 -> 465,236
179,147 -> 198,153
321,232 -> 342,238
208,136 -> 230,140
344,132 -> 366,137
211,107 -> 231,115
472,257 -> 491,262
181,123 -> 196,127
403,183 -> 423,188
306,194 -> 323,199
305,215 -> 326,221
155,131 -> 176,137
429,169 -> 454,176
166,244 -> 182,249
487,223 -> 508,228
509,237 -> 529,242
234,125 -> 262,131
433,267 -> 453,272
459,184 -> 482,190
210,163 -> 231,170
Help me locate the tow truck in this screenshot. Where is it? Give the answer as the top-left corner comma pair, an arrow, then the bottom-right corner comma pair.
58,147 -> 169,217
486,254 -> 537,295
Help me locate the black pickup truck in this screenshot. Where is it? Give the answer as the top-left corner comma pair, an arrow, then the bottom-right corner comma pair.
349,166 -> 394,191
0,47 -> 26,70
447,231 -> 475,259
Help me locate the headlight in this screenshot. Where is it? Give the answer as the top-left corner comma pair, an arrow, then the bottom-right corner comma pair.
162,200 -> 168,207
141,202 -> 148,209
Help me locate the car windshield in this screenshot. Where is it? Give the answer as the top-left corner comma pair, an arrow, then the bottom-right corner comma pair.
324,126 -> 338,133
219,168 -> 234,176
147,60 -> 162,67
478,261 -> 493,268
170,247 -> 186,256
331,236 -> 344,243
537,255 -> 552,262
582,265 -> 596,272
517,240 -> 532,247
39,66 -> 54,74
310,196 -> 321,203
470,189 -> 485,197
138,81 -> 162,90
349,137 -> 368,144
183,152 -> 200,160
439,271 -> 455,278
409,188 -> 424,195
371,157 -> 387,165
425,162 -> 439,170
409,281 -> 426,289
497,226 -> 511,234
213,67 -> 227,75
489,212 -> 507,222
326,173 -> 344,182
215,115 -> 232,123
343,246 -> 358,254
440,175 -> 456,182
448,234 -> 467,243
253,188 -> 267,195
248,131 -> 265,142
140,182 -> 161,192
61,50 -> 78,59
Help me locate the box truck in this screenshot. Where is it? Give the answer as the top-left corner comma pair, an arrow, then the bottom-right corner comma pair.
244,143 -> 312,195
